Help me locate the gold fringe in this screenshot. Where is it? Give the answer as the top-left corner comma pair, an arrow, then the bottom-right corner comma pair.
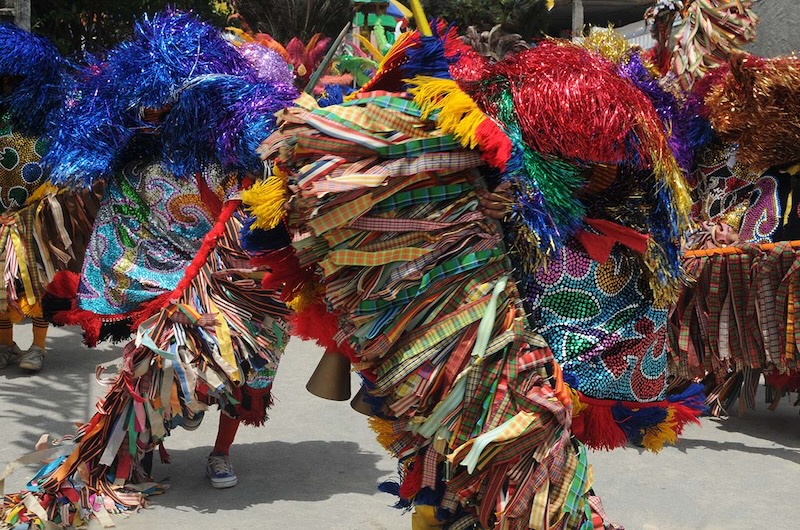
368,417 -> 402,454
407,76 -> 487,150
240,170 -> 288,230
641,408 -> 679,452
286,281 -> 321,313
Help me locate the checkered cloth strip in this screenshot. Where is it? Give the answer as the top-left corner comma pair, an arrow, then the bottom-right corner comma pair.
371,183 -> 472,214
320,247 -> 431,276
375,133 -> 461,159
349,210 -> 485,233
705,256 -> 726,361
340,93 -> 422,118
365,104 -> 431,138
300,111 -> 393,149
296,155 -> 347,189
375,296 -> 492,384
355,248 -> 502,315
294,130 -> 375,159
418,248 -> 504,294
308,172 -> 431,235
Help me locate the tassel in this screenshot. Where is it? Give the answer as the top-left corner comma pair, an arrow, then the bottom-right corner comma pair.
611,402 -> 668,446
641,409 -> 678,452
399,457 -> 423,500
408,76 -> 512,170
579,401 -> 628,450
369,417 -> 403,453
240,173 -> 289,230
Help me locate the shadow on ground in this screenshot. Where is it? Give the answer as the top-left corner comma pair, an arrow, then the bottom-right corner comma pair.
147,440 -> 389,513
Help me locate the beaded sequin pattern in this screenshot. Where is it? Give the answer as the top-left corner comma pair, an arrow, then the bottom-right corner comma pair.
692,143 -> 780,243
0,117 -> 47,214
77,159 -> 232,315
526,239 -> 669,402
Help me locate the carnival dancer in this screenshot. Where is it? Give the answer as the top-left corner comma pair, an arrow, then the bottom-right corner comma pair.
246,16 -> 622,528
0,11 -> 297,527
0,23 -> 99,373
671,51 -> 800,414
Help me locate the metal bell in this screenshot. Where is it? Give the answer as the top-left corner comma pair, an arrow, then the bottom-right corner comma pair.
305,351 -> 352,401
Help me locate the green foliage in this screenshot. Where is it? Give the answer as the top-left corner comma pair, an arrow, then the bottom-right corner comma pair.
31,0 -> 232,55
231,0 -> 352,42
421,0 -> 551,39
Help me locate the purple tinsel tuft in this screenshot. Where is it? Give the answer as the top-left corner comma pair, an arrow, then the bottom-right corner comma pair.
619,53 -> 711,172
239,43 -> 295,86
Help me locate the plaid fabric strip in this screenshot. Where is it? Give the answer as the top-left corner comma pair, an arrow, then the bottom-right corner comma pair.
340,94 -> 423,117
366,104 -> 429,138
756,243 -> 787,364
294,131 -> 374,159
355,250 -> 501,315
301,111 -> 392,149
311,106 -> 383,133
362,150 -> 482,177
321,247 -> 430,276
359,231 -> 427,253
307,193 -> 374,236
296,156 -> 347,189
376,296 -> 491,380
562,443 -> 589,517
371,183 -> 472,214
349,211 -> 484,233
375,133 -> 460,158
418,248 -> 503,294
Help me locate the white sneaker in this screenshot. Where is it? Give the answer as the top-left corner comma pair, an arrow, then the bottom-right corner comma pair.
19,345 -> 45,372
206,454 -> 238,489
0,343 -> 23,369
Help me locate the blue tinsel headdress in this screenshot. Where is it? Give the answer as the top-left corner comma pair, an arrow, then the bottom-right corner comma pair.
0,23 -> 66,136
44,10 -> 297,187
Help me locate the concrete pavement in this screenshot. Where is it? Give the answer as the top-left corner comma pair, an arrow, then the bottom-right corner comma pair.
1,324 -> 798,530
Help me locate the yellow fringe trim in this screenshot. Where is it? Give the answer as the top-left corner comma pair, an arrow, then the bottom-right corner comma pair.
286,281 -> 322,313
19,299 -> 43,319
569,386 -> 588,417
240,170 -> 288,230
368,417 -> 402,454
407,76 -> 486,150
642,408 -> 679,453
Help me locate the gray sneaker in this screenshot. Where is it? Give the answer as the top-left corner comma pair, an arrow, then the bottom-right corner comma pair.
206,454 -> 238,489
0,343 -> 23,369
19,345 -> 45,372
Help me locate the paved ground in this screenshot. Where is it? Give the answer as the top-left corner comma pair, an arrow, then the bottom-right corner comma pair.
1,324 -> 799,530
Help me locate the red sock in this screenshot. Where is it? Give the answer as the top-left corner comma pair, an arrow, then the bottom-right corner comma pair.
212,413 -> 240,456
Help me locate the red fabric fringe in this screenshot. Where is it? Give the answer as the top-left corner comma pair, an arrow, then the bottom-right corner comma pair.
475,119 -> 512,171
399,458 -> 423,500
573,400 -> 628,451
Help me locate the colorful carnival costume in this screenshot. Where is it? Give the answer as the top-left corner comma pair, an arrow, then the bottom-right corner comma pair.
246,22 -> 623,529
1,12 -> 297,527
445,31 -> 707,452
669,52 -> 800,415
0,23 -> 100,372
